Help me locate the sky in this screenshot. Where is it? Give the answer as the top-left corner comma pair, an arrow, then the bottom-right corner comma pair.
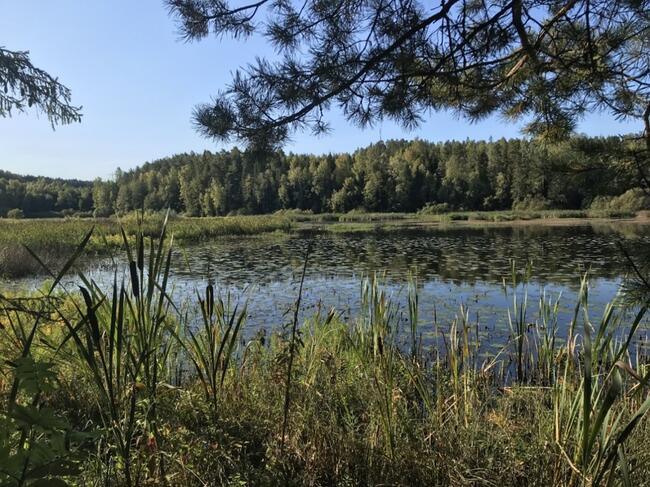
0,0 -> 642,180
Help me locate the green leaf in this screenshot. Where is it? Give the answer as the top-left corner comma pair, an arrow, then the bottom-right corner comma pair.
9,405 -> 69,431
11,357 -> 57,396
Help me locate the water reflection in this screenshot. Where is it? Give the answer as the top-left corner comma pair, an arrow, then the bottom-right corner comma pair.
160,223 -> 650,341
4,222 -> 650,343
176,224 -> 649,288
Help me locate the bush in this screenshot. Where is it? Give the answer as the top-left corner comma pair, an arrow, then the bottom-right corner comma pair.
6,208 -> 25,219
590,188 -> 650,212
589,196 -> 611,211
512,197 -> 552,211
554,210 -> 587,218
93,206 -> 113,218
418,202 -> 451,214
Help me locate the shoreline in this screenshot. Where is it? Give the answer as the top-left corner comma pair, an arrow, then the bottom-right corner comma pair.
299,212 -> 650,232
1,211 -> 649,279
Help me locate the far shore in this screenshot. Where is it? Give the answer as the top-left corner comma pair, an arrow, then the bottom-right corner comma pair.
1,210 -> 649,279
291,209 -> 650,232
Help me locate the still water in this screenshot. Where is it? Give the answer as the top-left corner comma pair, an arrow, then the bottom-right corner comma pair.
6,222 -> 650,344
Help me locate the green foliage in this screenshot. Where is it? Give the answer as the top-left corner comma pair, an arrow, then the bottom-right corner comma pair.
6,209 -> 24,220
1,220 -> 650,485
0,357 -> 85,487
0,170 -> 93,218
167,0 -> 650,148
91,136 -> 645,217
590,188 -> 650,212
512,196 -> 553,212
0,244 -> 95,487
418,202 -> 450,214
0,47 -> 81,126
1,136 -> 645,218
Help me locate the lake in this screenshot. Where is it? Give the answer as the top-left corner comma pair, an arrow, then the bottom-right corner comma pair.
4,221 -> 650,347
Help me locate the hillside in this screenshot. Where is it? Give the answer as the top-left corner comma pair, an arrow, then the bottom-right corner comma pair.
1,135 -> 648,218
94,135 -> 647,217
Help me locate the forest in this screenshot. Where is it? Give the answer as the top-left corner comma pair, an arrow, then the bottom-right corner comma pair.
0,170 -> 93,218
2,135 -> 649,218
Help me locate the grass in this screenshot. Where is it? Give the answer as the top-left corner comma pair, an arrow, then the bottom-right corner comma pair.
0,214 -> 293,278
1,209 -> 643,278
287,209 -> 641,233
303,209 -> 642,233
423,209 -> 639,223
1,220 -> 649,485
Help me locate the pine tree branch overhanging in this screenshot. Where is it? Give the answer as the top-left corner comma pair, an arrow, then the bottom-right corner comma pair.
167,0 -> 650,147
0,47 -> 81,127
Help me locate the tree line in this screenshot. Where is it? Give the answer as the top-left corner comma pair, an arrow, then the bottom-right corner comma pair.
0,170 -> 93,218
94,136 -> 646,216
1,136 -> 647,218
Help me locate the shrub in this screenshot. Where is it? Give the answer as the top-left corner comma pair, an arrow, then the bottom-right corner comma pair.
93,206 -> 113,218
590,188 -> 650,212
512,197 -> 552,211
6,208 -> 24,219
418,202 -> 451,214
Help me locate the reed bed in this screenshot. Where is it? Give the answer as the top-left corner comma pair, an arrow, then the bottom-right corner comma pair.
423,209 -> 638,223
0,209 -> 640,277
277,209 -> 639,226
0,215 -> 292,278
1,219 -> 649,486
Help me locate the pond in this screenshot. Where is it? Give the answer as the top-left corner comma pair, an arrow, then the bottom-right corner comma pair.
4,221 -> 650,347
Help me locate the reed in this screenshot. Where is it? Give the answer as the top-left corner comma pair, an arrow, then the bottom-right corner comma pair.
1,220 -> 649,485
33,213 -> 179,485
172,286 -> 246,418
552,277 -> 650,485
0,214 -> 292,278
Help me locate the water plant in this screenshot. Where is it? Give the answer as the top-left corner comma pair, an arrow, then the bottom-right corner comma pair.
1,218 -> 649,485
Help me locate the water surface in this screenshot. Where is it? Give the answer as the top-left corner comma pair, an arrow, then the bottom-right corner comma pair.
4,222 -> 650,346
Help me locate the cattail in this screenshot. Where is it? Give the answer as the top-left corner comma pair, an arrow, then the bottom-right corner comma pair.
206,283 -> 214,318
129,260 -> 140,298
137,235 -> 144,271
79,286 -> 100,349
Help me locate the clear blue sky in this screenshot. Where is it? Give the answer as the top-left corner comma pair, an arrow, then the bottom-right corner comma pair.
0,0 -> 641,180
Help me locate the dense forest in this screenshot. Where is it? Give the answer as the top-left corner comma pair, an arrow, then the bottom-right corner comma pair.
2,136 -> 648,218
0,169 -> 93,218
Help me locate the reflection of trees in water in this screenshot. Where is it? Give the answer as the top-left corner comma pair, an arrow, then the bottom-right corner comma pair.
175,224 -> 650,288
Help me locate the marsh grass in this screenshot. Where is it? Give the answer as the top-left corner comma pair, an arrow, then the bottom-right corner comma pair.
0,215 -> 292,278
426,209 -> 638,223
0,209 -> 640,278
299,209 -> 640,234
171,286 -> 247,419
1,218 -> 650,485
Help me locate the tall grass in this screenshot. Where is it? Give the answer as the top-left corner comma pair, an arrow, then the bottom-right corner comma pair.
553,280 -> 650,485
422,209 -> 638,224
1,218 -> 649,485
0,214 -> 292,278
504,259 -> 533,382
48,215 -> 179,485
172,287 -> 246,418
0,209 -> 639,277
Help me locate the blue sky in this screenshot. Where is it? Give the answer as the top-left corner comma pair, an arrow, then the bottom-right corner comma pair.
0,0 -> 641,180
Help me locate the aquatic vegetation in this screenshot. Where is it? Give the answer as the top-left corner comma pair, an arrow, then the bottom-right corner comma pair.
0,210 -> 642,280
1,219 -> 649,485
0,215 -> 293,278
